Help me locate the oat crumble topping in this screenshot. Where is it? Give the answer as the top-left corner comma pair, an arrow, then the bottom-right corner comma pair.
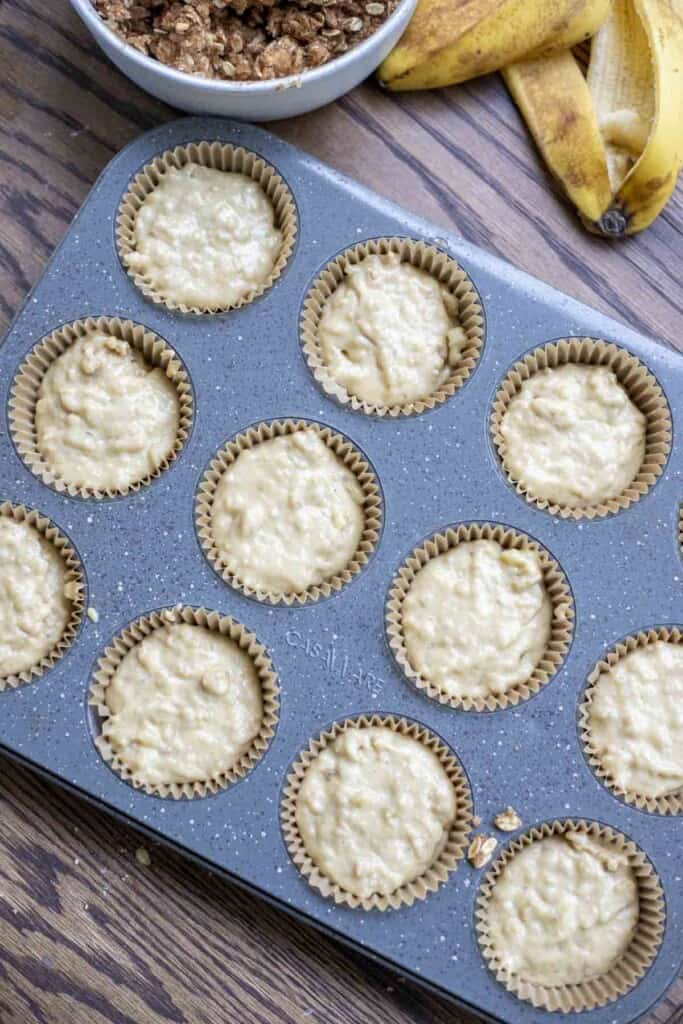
93,0 -> 399,81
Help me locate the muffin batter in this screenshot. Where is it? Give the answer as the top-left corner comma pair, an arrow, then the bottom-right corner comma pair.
588,640 -> 683,798
318,253 -> 467,407
486,832 -> 639,985
124,163 -> 283,308
402,540 -> 552,700
499,363 -> 646,507
210,429 -> 364,595
296,726 -> 457,898
35,332 -> 180,491
0,517 -> 72,677
103,623 -> 263,786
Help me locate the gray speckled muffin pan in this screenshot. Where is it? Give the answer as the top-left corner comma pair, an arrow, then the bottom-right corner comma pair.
1,117 -> 681,1024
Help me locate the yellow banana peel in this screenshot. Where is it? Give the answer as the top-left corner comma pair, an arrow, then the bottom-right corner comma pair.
503,0 -> 683,236
502,53 -> 613,224
378,0 -> 613,91
588,0 -> 683,235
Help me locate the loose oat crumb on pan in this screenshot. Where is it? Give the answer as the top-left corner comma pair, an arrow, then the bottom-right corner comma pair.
468,833 -> 497,869
87,606 -> 100,623
92,0 -> 399,81
493,806 -> 522,832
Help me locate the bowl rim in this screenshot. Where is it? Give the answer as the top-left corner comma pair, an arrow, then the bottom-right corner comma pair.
70,0 -> 415,94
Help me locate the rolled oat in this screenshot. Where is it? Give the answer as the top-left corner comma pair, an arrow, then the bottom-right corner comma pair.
468,834 -> 497,870
493,806 -> 522,832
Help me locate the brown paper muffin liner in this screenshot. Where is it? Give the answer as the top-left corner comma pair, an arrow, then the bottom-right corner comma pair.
475,818 -> 665,1012
300,237 -> 485,417
89,604 -> 279,800
195,418 -> 383,606
0,500 -> 85,691
9,316 -> 193,500
116,141 -> 297,314
386,522 -> 574,712
281,713 -> 473,911
579,626 -> 683,815
490,338 -> 672,520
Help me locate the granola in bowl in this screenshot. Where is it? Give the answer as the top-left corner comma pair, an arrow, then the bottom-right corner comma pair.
93,0 -> 399,81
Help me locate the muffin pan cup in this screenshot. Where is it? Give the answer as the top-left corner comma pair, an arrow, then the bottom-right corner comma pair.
490,337 -> 672,520
281,712 -> 473,910
475,819 -> 665,1013
9,315 -> 194,499
116,140 -> 298,315
579,626 -> 683,816
385,521 -> 575,711
195,417 -> 383,605
0,118 -> 681,1024
89,604 -> 280,799
0,500 -> 85,690
300,236 -> 485,417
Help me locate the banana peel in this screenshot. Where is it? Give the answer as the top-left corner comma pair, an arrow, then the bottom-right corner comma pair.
502,53 -> 613,224
504,0 -> 683,236
378,0 -> 613,91
588,0 -> 683,235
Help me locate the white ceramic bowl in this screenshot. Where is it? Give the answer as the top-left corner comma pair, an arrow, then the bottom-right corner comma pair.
70,0 -> 416,121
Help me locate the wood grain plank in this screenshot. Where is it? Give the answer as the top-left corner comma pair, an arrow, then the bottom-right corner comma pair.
0,2 -> 681,1022
0,757 -> 471,1024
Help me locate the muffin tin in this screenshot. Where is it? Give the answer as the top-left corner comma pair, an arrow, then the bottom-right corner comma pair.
0,117 -> 680,1024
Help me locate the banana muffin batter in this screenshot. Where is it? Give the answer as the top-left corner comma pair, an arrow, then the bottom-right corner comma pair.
587,640 -> 683,798
0,517 -> 73,677
35,331 -> 180,491
102,623 -> 263,786
486,831 -> 639,985
318,253 -> 467,407
499,363 -> 646,507
296,725 -> 457,898
210,429 -> 365,595
124,163 -> 283,308
402,539 -> 552,700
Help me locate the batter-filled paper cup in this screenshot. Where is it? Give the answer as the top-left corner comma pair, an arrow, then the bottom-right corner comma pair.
0,500 -> 85,691
116,141 -> 297,314
89,604 -> 279,800
475,818 -> 665,1012
9,316 -> 193,500
300,236 -> 485,417
386,522 -> 574,712
195,418 -> 383,606
281,713 -> 473,911
579,626 -> 683,815
490,337 -> 671,520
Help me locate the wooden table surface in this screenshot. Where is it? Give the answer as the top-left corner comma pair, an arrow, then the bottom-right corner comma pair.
0,2 -> 681,1022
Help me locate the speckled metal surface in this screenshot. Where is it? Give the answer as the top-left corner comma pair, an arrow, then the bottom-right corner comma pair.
0,117 -> 681,1024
